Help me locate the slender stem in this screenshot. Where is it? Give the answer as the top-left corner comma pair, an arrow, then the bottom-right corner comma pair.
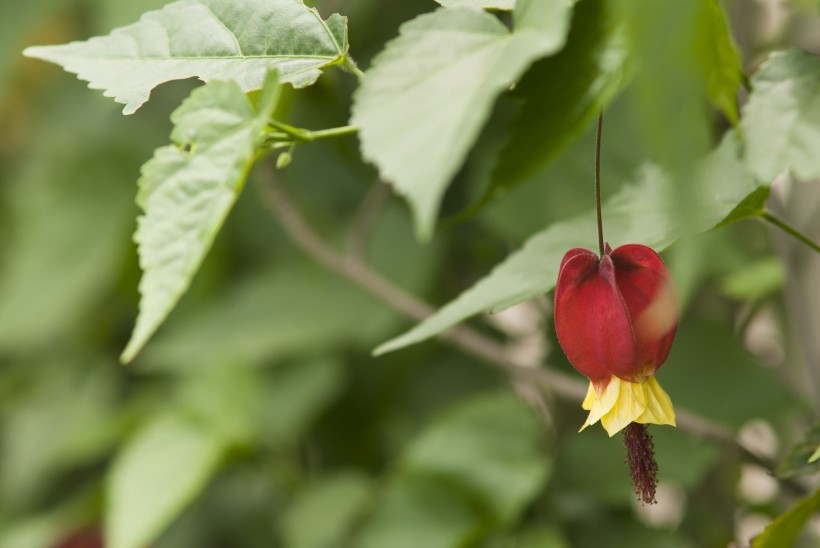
309,125 -> 359,141
268,120 -> 312,142
344,57 -> 366,80
266,121 -> 359,144
761,211 -> 820,254
595,112 -> 605,255
259,165 -> 807,496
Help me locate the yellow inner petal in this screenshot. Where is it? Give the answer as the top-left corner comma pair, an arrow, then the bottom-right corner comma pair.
579,375 -> 676,437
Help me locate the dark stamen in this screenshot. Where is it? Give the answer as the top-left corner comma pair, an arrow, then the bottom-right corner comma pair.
623,423 -> 659,504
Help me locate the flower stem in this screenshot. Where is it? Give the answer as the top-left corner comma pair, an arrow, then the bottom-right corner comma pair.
761,211 -> 820,254
623,423 -> 658,504
595,112 -> 605,256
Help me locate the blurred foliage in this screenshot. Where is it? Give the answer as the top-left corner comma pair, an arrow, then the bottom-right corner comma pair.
1,1 -> 820,547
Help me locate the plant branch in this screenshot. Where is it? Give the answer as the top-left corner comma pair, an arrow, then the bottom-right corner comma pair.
761,211 -> 820,254
347,181 -> 391,261
259,164 -> 803,492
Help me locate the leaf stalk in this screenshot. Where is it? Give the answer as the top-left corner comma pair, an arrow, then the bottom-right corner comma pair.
761,211 -> 820,254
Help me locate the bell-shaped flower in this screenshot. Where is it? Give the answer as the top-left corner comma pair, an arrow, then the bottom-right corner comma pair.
554,243 -> 679,436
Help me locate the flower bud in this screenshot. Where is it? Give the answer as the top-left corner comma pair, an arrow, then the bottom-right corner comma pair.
554,243 -> 679,436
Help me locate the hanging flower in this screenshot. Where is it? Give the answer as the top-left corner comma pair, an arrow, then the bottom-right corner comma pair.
554,242 -> 679,437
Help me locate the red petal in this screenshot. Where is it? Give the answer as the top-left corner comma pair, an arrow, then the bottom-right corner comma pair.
558,247 -> 598,274
555,251 -> 636,389
610,244 -> 679,376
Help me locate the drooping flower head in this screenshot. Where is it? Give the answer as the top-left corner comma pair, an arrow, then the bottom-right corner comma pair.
554,242 -> 679,437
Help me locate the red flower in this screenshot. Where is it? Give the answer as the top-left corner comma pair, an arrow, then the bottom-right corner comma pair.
554,243 -> 679,436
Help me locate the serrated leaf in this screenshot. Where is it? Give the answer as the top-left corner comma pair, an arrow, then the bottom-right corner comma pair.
375,131 -> 758,355
351,0 -> 573,239
24,0 -> 347,114
752,489 -> 820,548
435,0 -> 515,9
484,0 -> 629,206
698,0 -> 742,124
120,71 -> 281,363
106,413 -> 226,548
743,48 -> 820,182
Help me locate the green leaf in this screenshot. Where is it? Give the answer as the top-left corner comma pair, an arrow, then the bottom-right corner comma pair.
356,393 -> 549,548
777,422 -> 820,478
718,257 -> 785,301
0,99 -> 135,352
752,489 -> 820,548
435,0 -> 515,9
281,471 -> 373,548
1,365 -> 120,508
120,71 -> 281,363
24,0 -> 347,114
137,262 -> 400,371
106,413 -> 226,548
615,0 -> 713,207
399,392 -> 550,524
351,0 -> 573,239
714,185 -> 770,228
485,0 -> 629,204
375,131 -> 757,354
354,477 -> 484,548
259,358 -> 346,445
697,0 -> 743,124
662,320 -> 799,429
743,49 -> 820,182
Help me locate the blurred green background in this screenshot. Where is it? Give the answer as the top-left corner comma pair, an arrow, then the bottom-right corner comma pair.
1,0 -> 820,547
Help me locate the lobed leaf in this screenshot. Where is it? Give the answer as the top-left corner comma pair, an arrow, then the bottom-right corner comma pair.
743,48 -> 820,182
375,131 -> 760,355
24,0 -> 348,114
351,0 -> 573,239
120,71 -> 281,363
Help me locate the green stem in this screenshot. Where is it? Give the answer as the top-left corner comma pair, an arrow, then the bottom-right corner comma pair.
344,57 -> 366,80
761,211 -> 820,254
267,121 -> 358,143
268,120 -> 312,142
309,125 -> 359,140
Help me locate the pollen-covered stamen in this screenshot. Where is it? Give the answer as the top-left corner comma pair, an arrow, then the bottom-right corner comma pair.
623,423 -> 658,504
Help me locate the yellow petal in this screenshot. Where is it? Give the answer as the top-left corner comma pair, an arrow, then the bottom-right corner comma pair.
582,382 -> 595,410
579,377 -> 619,432
635,375 -> 676,427
600,378 -> 647,437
